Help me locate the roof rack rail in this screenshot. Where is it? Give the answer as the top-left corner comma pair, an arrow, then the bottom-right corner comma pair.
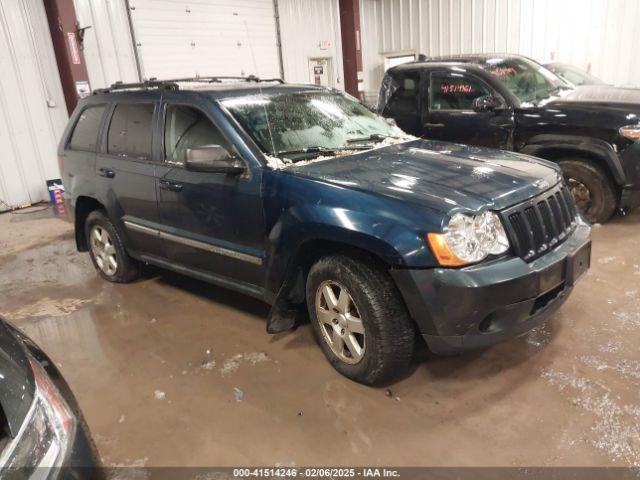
93,75 -> 285,94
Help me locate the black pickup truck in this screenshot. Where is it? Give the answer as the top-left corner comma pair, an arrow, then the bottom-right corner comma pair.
378,54 -> 640,223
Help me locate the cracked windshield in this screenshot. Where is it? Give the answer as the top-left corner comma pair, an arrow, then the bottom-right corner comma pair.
222,91 -> 410,162
484,57 -> 570,104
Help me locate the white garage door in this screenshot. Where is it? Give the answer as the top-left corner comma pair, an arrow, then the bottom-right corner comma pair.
129,0 -> 281,80
0,0 -> 68,211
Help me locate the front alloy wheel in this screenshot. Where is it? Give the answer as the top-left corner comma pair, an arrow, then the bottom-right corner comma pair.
306,254 -> 415,385
315,281 -> 366,364
89,225 -> 118,276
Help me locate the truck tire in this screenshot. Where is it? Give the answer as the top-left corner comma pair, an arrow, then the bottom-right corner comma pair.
558,158 -> 617,223
85,210 -> 140,283
306,254 -> 415,385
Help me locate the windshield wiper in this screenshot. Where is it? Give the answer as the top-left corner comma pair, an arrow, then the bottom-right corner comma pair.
274,145 -> 370,158
346,133 -> 398,144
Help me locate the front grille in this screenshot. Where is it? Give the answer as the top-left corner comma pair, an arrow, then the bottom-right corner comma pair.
502,183 -> 578,262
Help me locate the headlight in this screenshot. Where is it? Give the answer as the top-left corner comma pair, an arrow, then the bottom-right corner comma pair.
619,125 -> 640,141
0,358 -> 76,473
428,211 -> 510,266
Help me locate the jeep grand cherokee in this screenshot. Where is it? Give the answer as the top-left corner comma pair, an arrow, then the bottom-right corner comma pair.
58,77 -> 591,384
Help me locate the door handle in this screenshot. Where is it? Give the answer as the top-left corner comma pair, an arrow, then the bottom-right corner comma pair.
424,123 -> 445,128
98,168 -> 115,178
159,179 -> 183,192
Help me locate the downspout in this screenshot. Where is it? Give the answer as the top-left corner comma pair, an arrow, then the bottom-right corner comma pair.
124,0 -> 143,81
273,0 -> 285,80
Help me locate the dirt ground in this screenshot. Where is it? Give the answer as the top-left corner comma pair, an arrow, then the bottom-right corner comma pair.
1,206 -> 639,467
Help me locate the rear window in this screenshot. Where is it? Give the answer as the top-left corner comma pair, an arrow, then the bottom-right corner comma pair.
68,105 -> 105,151
107,103 -> 155,159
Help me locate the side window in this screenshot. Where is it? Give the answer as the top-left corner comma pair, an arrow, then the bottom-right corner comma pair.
386,71 -> 420,116
164,104 -> 230,165
107,103 -> 155,159
68,105 -> 106,151
429,72 -> 491,111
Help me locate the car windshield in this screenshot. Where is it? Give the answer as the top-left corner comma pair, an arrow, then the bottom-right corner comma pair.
481,57 -> 570,104
549,64 -> 606,87
222,91 -> 408,161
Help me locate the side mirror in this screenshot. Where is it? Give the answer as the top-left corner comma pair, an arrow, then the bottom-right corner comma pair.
185,145 -> 245,174
472,95 -> 507,113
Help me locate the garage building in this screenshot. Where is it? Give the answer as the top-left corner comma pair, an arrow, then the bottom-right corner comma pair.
1,0 -> 639,211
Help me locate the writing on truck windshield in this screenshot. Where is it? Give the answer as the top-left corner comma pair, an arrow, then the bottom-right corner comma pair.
484,57 -> 569,104
222,91 -> 409,162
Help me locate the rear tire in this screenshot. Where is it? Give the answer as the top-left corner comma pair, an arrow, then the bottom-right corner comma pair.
85,210 -> 140,283
558,158 -> 617,223
306,254 -> 415,385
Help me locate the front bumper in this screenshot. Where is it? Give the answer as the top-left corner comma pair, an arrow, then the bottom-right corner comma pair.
391,222 -> 591,354
620,186 -> 640,210
619,141 -> 640,209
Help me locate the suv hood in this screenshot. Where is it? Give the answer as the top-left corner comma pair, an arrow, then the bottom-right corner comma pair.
287,139 -> 562,212
0,319 -> 35,437
554,85 -> 640,107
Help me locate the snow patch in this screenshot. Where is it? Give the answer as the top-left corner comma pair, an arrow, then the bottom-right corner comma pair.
598,256 -> 616,265
598,340 -> 623,354
525,324 -> 552,348
201,359 -> 216,370
542,369 -> 640,466
220,352 -> 270,376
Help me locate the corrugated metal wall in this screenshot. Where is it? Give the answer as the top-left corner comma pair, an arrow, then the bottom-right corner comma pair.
361,0 -> 640,103
278,0 -> 344,87
73,0 -> 139,90
0,0 -> 68,211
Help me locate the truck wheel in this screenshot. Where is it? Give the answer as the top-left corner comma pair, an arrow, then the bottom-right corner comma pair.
306,254 -> 415,385
558,159 -> 617,223
85,210 -> 140,283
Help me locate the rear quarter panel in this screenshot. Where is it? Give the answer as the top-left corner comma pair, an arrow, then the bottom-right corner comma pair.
58,98 -> 108,212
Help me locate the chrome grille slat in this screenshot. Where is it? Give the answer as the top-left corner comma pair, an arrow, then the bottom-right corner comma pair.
501,184 -> 579,262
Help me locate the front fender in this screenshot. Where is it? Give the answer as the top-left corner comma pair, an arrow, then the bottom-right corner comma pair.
263,203 -> 435,298
520,135 -> 625,185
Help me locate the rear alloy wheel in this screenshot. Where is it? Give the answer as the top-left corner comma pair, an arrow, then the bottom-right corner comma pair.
89,225 -> 118,276
85,210 -> 140,283
558,159 -> 617,223
306,254 -> 415,385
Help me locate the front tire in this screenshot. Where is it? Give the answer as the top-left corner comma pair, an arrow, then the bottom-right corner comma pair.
85,210 -> 140,283
558,158 -> 617,223
306,254 -> 415,385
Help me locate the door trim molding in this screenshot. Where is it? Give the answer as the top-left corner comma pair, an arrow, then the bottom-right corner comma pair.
124,220 -> 263,266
